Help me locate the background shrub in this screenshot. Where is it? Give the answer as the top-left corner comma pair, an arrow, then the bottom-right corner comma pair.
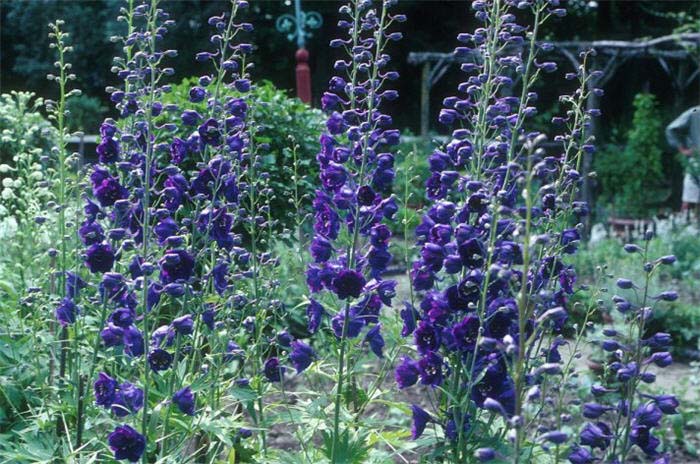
160,78 -> 324,233
0,91 -> 57,221
595,93 -> 666,218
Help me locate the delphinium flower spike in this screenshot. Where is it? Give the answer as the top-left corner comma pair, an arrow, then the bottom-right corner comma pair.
398,0 -> 596,461
306,0 -> 403,461
568,233 -> 679,463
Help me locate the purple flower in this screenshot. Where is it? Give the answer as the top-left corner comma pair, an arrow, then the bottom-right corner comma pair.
172,386 -> 196,415
111,382 -> 144,417
306,299 -> 325,334
159,249 -> 195,284
331,269 -> 366,300
148,348 -> 173,372
85,243 -> 115,273
189,86 -> 206,102
630,425 -> 660,457
263,357 -> 284,382
55,297 -> 78,326
109,307 -> 134,328
364,324 -> 384,358
310,236 -> 333,263
415,321 -> 441,354
154,218 -> 179,245
568,446 -> 595,464
331,311 -> 364,338
94,372 -> 118,407
172,314 -> 194,335
79,221 -> 105,246
101,323 -> 124,347
90,167 -> 127,207
198,118 -> 220,145
452,315 -> 479,351
418,351 -> 444,387
579,421 -> 612,450
212,262 -> 228,296
108,424 -> 146,462
474,448 -> 496,462
97,135 -> 120,164
411,404 -> 433,439
289,340 -> 316,373
65,271 -> 88,299
634,402 -> 663,427
395,356 -> 419,389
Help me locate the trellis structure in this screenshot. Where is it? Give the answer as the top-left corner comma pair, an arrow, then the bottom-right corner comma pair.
408,33 -> 700,223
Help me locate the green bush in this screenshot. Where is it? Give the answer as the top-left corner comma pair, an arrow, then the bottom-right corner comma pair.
0,92 -> 57,221
65,94 -> 107,133
595,93 -> 666,218
160,78 -> 324,232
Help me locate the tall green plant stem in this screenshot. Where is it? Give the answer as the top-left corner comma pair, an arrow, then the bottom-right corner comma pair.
140,1 -> 160,460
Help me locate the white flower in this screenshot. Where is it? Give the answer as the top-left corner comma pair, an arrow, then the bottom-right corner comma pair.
1,177 -> 13,188
1,188 -> 13,200
0,164 -> 11,173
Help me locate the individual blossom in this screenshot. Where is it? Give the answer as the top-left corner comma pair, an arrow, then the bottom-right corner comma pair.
108,424 -> 146,462
172,386 -> 196,416
289,340 -> 316,373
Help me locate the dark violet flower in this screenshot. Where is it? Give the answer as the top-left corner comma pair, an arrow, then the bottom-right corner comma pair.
289,340 -> 316,373
418,351 -> 444,387
306,298 -> 325,334
263,357 -> 284,382
94,372 -> 118,407
172,314 -> 194,335
212,262 -> 228,296
634,402 -> 663,427
159,249 -> 195,284
630,425 -> 660,457
111,382 -> 144,417
108,424 -> 146,462
331,311 -> 364,339
474,448 -> 496,462
55,297 -> 78,326
310,236 -> 333,263
101,323 -> 124,347
395,356 -> 419,389
201,308 -> 216,330
331,269 -> 366,300
172,386 -> 196,415
648,394 -> 679,415
414,321 -> 440,354
148,348 -> 173,372
568,446 -> 595,464
189,86 -> 206,102
109,307 -> 135,328
364,324 -> 385,358
85,243 -> 115,273
65,271 -> 88,299
579,421 -> 612,450
79,221 -> 105,246
198,118 -> 221,146
411,404 -> 433,439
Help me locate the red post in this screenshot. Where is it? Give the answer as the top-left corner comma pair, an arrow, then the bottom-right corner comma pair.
295,48 -> 312,104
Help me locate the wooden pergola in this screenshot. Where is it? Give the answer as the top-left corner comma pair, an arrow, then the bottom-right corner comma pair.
408,33 -> 700,220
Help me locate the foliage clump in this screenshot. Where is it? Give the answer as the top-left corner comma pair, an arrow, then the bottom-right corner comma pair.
595,93 -> 665,218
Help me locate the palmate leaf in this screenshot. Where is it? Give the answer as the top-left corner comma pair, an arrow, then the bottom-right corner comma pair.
321,428 -> 370,464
